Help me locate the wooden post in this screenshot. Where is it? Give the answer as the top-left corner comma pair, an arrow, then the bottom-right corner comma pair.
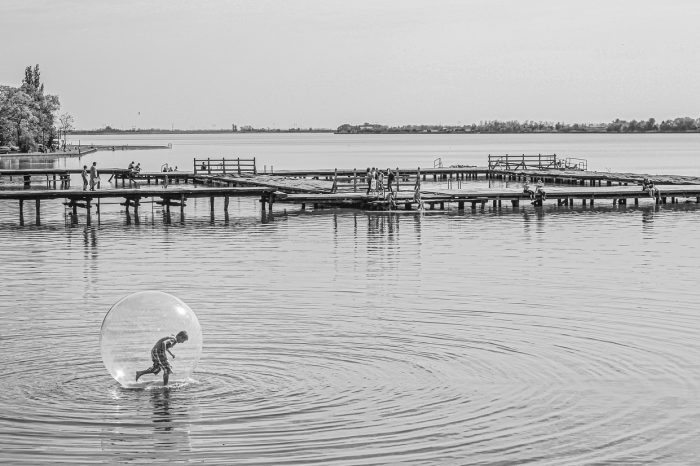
253,157 -> 257,174
207,157 -> 211,175
35,199 -> 41,225
458,201 -> 464,211
222,157 -> 226,175
268,193 -> 273,213
19,199 -> 24,226
210,196 -> 215,219
353,169 -> 357,192
332,168 -> 338,193
180,194 -> 185,219
396,167 -> 400,192
237,157 -> 241,175
224,195 -> 229,213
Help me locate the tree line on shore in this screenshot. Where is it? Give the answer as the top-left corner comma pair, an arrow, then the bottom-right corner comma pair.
0,65 -> 74,152
337,117 -> 700,134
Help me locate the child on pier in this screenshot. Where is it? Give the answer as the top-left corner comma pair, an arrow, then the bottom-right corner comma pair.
136,331 -> 188,386
81,165 -> 88,191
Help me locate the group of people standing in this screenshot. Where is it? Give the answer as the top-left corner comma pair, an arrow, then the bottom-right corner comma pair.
365,167 -> 396,197
81,162 -> 100,191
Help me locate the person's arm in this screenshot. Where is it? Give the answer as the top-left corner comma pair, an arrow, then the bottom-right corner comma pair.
166,339 -> 176,358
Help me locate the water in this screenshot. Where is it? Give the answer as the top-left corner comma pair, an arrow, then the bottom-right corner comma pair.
1,134 -> 700,464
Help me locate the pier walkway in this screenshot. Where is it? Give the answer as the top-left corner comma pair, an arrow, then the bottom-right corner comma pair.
2,158 -> 700,225
0,186 -> 275,225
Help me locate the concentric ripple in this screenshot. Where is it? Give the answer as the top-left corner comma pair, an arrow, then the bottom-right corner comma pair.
1,201 -> 700,464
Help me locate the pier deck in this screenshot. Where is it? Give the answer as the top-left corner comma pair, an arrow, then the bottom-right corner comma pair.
2,164 -> 700,225
0,186 -> 276,225
278,185 -> 700,210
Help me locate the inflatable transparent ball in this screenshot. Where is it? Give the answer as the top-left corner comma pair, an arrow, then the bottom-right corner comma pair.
100,291 -> 203,388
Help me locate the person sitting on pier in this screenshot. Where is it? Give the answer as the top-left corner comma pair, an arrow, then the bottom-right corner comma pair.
523,181 -> 535,200
535,179 -> 546,199
642,178 -> 659,198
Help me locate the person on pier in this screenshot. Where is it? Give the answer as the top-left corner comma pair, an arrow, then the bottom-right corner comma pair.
89,162 -> 99,191
642,178 -> 659,199
365,167 -> 372,195
81,165 -> 89,191
386,168 -> 396,194
535,179 -> 546,198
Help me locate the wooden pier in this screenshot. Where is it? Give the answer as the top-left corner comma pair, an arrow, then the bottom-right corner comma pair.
2,155 -> 700,226
0,186 -> 275,225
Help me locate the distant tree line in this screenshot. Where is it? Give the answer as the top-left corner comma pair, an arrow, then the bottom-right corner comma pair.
337,117 -> 700,134
0,65 -> 67,151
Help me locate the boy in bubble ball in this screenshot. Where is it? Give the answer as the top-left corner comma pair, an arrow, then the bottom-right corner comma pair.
135,330 -> 188,385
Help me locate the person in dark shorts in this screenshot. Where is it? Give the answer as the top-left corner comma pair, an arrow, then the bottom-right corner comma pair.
386,168 -> 395,194
135,330 -> 189,385
81,165 -> 89,191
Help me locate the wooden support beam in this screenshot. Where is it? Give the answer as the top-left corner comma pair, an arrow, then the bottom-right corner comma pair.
19,199 -> 24,226
35,199 -> 40,225
86,198 -> 91,225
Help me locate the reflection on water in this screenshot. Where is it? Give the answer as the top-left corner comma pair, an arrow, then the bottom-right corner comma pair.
2,134 -> 700,463
0,201 -> 699,462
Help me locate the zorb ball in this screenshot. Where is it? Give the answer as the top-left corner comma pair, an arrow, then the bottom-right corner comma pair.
100,291 -> 203,388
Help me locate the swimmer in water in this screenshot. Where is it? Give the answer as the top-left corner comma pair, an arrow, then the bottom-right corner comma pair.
135,330 -> 188,385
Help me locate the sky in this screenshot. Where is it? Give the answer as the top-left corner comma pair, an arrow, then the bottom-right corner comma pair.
1,0 -> 699,130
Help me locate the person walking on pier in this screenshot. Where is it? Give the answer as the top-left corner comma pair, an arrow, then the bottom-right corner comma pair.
81,165 -> 89,191
89,162 -> 99,191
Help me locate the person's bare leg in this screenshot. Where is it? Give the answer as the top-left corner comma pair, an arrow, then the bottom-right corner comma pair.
163,370 -> 169,386
136,366 -> 155,381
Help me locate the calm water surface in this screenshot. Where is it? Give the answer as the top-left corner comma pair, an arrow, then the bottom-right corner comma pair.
1,134 -> 700,464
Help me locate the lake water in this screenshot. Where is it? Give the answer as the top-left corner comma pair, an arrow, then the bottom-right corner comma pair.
1,133 -> 700,464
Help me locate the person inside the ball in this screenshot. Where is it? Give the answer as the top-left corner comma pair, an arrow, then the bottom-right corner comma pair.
135,330 -> 189,385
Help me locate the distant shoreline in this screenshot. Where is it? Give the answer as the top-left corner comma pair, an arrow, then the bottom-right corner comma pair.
69,129 -> 700,136
71,129 -> 335,135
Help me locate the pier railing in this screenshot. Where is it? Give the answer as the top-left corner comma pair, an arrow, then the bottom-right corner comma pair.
488,154 -> 587,171
488,154 -> 558,170
194,157 -> 256,175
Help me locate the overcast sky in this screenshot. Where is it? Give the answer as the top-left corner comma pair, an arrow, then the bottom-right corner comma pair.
2,0 -> 699,129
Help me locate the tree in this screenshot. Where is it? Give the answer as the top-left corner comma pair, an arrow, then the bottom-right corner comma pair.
59,113 -> 74,147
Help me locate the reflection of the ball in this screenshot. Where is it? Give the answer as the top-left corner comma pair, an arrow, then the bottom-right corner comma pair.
100,291 -> 202,388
